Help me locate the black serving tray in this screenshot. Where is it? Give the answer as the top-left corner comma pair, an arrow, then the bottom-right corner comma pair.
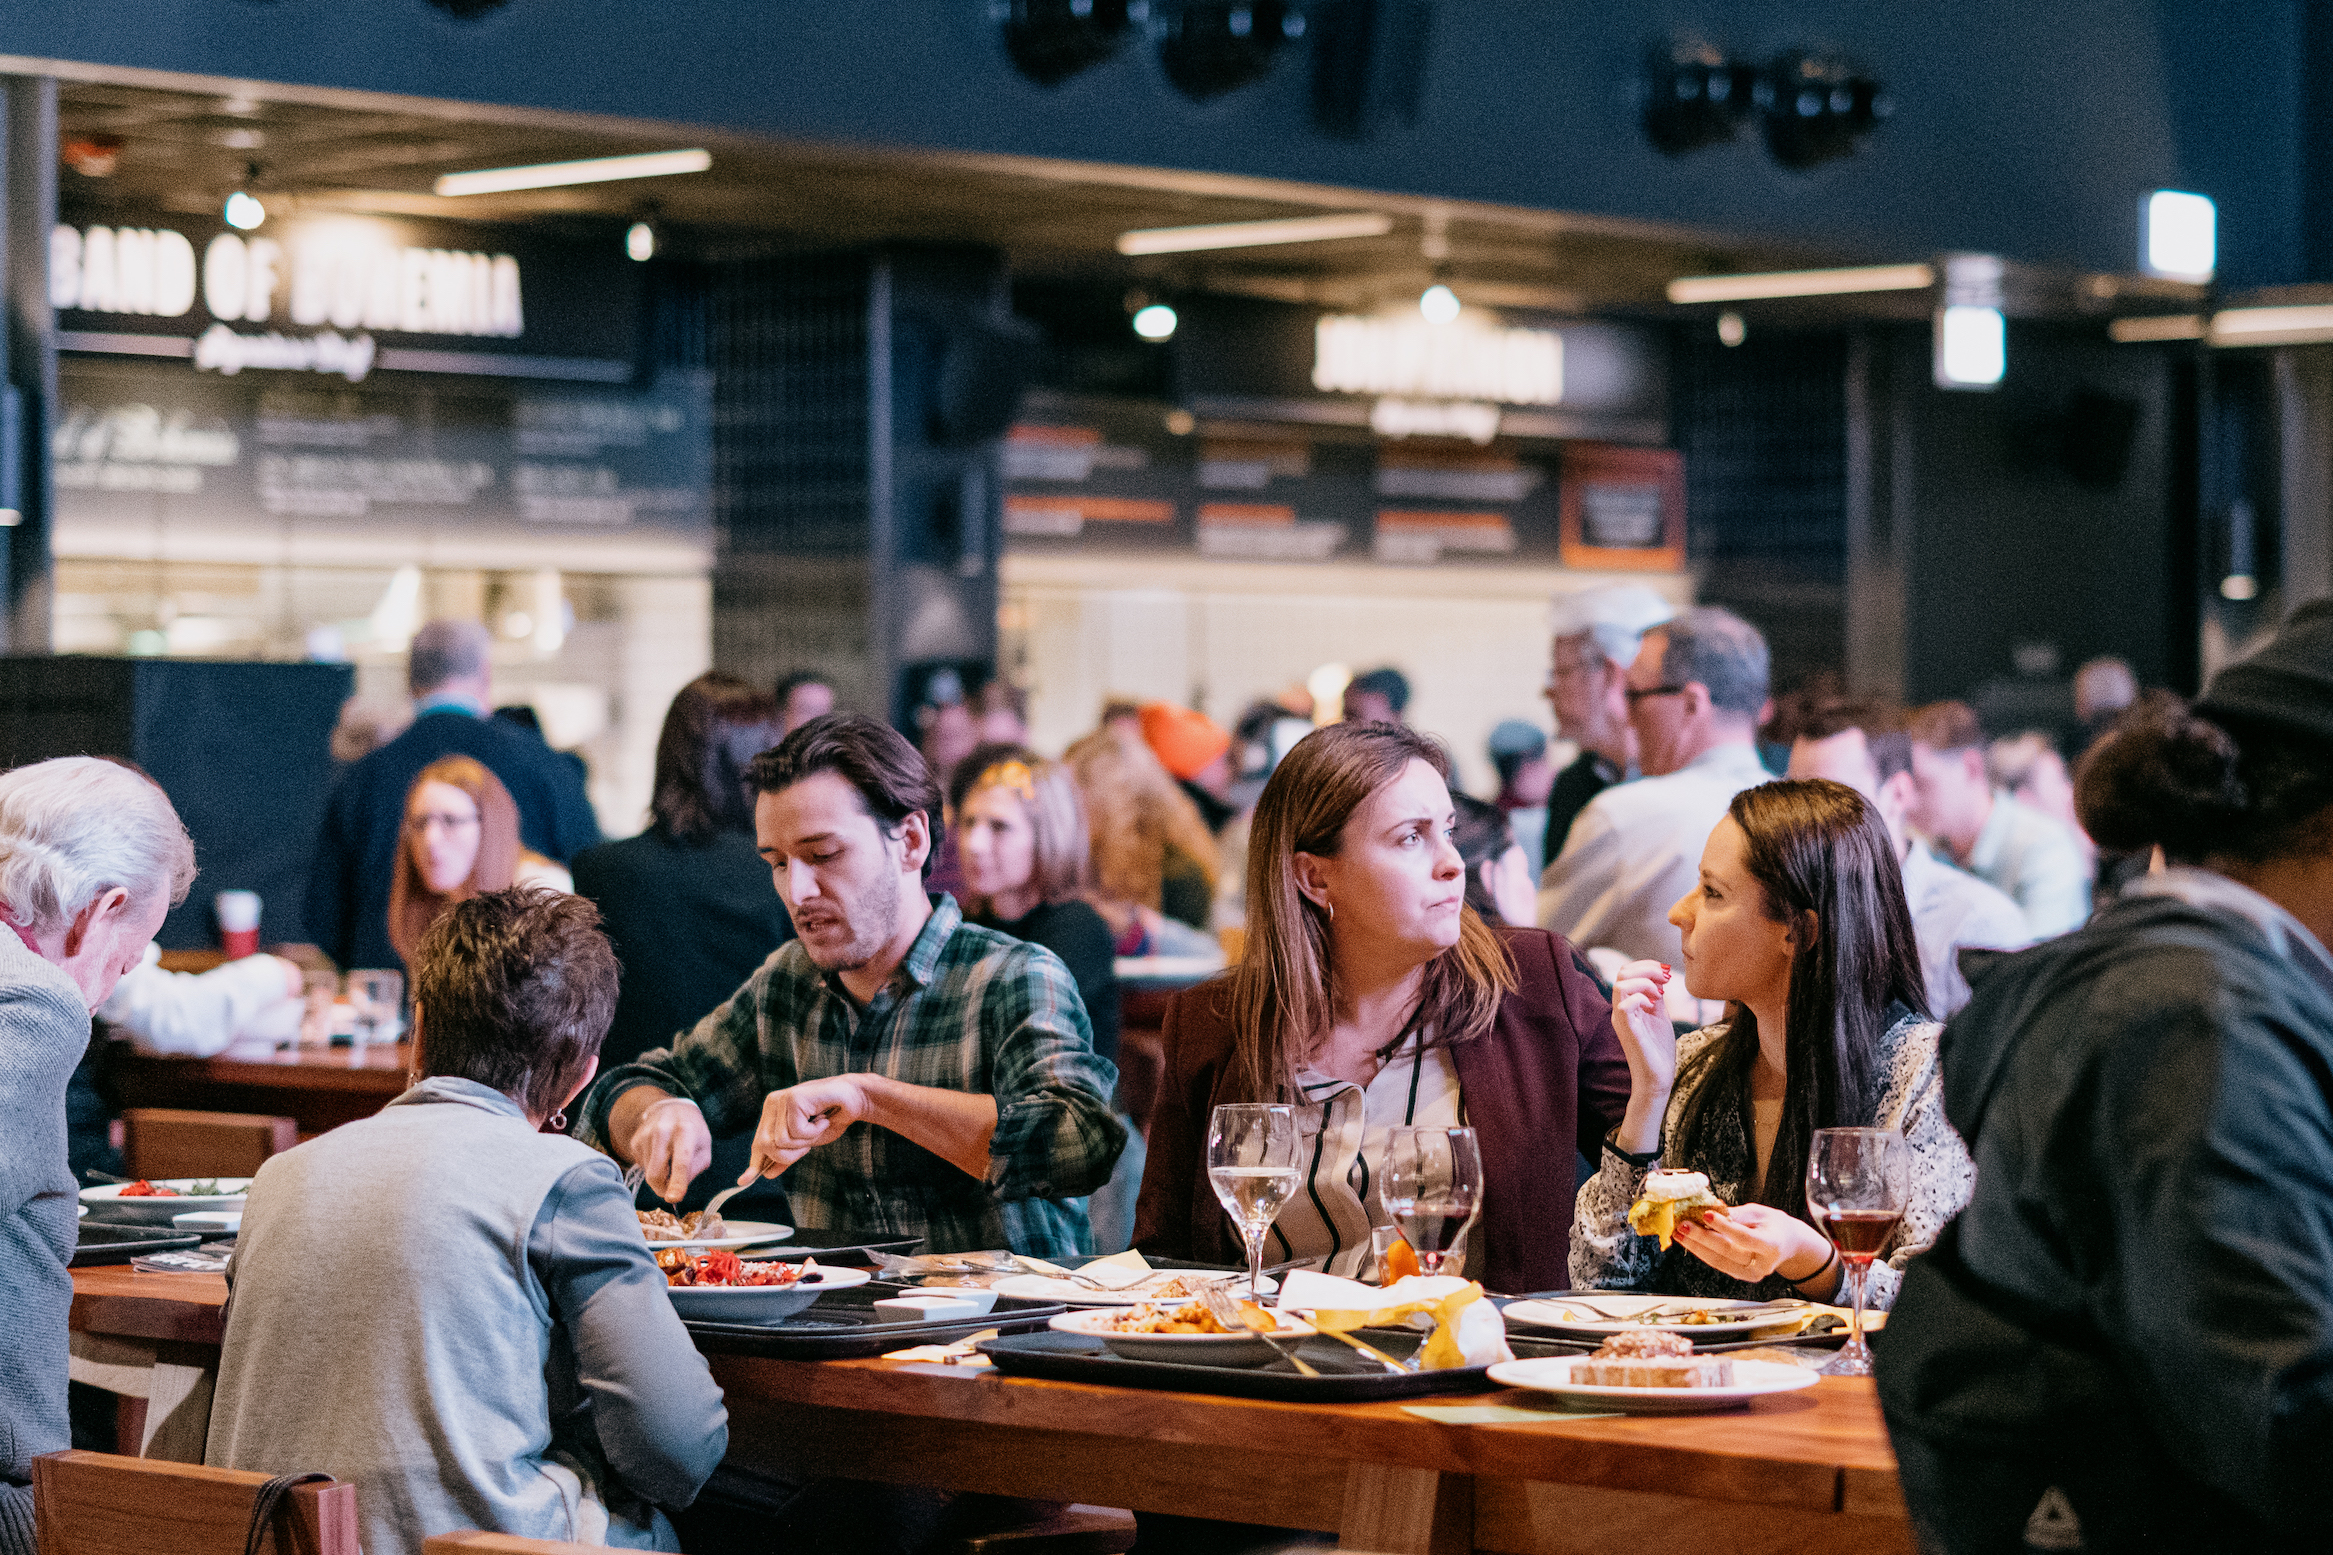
977,1326 -> 1587,1403
685,1281 -> 1064,1360
72,1221 -> 200,1266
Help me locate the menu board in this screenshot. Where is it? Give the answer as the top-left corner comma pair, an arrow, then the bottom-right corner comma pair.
54,357 -> 712,570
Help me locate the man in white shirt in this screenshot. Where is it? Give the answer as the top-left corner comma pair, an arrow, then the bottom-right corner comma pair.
1907,701 -> 2092,938
1787,701 -> 2031,1015
1538,606 -> 1773,979
1541,583 -> 1674,864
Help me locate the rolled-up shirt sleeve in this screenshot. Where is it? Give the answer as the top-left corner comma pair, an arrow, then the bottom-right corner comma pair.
576,959 -> 785,1151
982,944 -> 1126,1203
528,1157 -> 727,1509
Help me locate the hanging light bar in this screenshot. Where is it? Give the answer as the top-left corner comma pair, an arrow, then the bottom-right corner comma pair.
1116,212 -> 1392,256
434,149 -> 712,198
1666,262 -> 1934,304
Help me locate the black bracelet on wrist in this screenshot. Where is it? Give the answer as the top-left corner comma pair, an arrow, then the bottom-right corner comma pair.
1789,1244 -> 1840,1289
1602,1128 -> 1661,1170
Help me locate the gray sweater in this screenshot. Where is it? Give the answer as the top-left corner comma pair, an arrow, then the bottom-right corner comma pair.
205,1077 -> 727,1555
0,934 -> 93,1555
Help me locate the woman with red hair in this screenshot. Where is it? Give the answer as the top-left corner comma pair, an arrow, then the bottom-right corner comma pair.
386,756 -> 568,968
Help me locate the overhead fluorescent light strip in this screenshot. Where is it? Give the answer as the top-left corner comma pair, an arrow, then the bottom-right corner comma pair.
1117,212 -> 1393,256
434,149 -> 712,198
2209,305 -> 2333,346
2108,314 -> 2206,344
1667,263 -> 1936,305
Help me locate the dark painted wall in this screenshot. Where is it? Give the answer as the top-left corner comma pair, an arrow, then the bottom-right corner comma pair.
3,0 -> 2309,285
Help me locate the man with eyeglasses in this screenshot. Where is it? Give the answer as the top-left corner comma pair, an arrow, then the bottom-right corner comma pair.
1542,584 -> 1675,866
1538,606 -> 1774,980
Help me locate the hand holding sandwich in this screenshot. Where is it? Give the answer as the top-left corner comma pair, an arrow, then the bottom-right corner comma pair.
1674,1202 -> 1839,1293
1609,959 -> 1680,1155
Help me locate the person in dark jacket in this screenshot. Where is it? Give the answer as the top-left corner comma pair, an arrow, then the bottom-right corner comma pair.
570,673 -> 791,1213
1133,721 -> 1631,1296
1877,605 -> 2333,1555
306,620 -> 600,972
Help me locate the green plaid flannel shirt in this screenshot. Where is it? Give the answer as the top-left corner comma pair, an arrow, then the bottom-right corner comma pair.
579,895 -> 1124,1258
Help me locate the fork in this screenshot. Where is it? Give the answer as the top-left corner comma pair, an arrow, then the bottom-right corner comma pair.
1199,1285 -> 1321,1377
1311,1326 -> 1413,1374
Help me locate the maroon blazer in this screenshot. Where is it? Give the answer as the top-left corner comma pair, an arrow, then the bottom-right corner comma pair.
1131,926 -> 1632,1296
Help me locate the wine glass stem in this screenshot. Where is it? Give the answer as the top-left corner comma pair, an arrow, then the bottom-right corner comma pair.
1245,1224 -> 1267,1299
1844,1259 -> 1870,1362
1414,1250 -> 1442,1276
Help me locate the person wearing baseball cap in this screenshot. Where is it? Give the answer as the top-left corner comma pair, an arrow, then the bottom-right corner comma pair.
1542,584 -> 1675,858
1879,599 -> 2333,1551
1138,702 -> 1236,834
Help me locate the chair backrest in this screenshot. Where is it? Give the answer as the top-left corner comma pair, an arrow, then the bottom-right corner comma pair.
121,1109 -> 299,1180
424,1533 -> 608,1555
35,1451 -> 357,1555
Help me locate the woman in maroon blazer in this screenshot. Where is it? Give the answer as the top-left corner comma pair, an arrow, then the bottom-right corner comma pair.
1132,720 -> 1631,1296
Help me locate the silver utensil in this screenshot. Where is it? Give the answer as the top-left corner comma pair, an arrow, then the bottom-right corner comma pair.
1311,1326 -> 1413,1374
698,1174 -> 758,1224
1199,1284 -> 1320,1377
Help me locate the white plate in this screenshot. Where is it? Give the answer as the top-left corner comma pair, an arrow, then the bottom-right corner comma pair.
1050,1305 -> 1314,1366
664,1262 -> 868,1322
1501,1294 -> 1808,1340
992,1271 -> 1278,1307
1487,1355 -> 1821,1413
637,1219 -> 796,1251
79,1179 -> 252,1226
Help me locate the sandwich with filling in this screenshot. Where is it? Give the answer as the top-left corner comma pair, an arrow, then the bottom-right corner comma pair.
1626,1168 -> 1727,1251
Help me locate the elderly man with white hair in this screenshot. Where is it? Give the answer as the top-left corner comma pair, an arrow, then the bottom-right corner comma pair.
0,758 -> 194,1555
1541,583 -> 1674,862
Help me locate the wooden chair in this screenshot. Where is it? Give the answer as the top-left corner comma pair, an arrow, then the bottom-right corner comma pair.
424,1535 -> 606,1555
121,1108 -> 298,1180
34,1450 -> 357,1555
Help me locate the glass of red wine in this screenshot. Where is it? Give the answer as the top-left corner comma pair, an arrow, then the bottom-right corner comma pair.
1805,1126 -> 1910,1376
1382,1127 -> 1483,1277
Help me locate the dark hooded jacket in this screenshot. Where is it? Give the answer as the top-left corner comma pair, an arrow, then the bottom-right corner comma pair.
1875,871 -> 2333,1554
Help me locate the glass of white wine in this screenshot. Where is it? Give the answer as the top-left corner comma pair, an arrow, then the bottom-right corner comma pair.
1206,1103 -> 1301,1298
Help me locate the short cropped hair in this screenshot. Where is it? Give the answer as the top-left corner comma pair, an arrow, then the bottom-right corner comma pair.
1797,699 -> 1913,784
749,712 -> 945,875
1346,667 -> 1412,715
409,619 -> 491,696
948,742 -> 1091,906
1657,607 -> 1771,718
410,887 -> 618,1122
0,757 -> 195,934
1906,700 -> 1986,755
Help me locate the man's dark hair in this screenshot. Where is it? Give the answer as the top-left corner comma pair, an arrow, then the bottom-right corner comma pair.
1906,700 -> 1986,755
1798,698 -> 1913,784
749,711 -> 945,875
1347,666 -> 1411,716
654,672 -> 782,843
411,888 -> 619,1123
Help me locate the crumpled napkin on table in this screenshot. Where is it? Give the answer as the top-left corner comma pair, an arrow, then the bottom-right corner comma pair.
1276,1271 -> 1513,1369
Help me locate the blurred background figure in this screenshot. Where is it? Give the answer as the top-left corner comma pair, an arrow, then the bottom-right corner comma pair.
774,671 -> 836,736
974,680 -> 1030,747
307,619 -> 599,974
948,744 -> 1136,1249
1539,606 -> 1771,979
1486,718 -> 1553,876
1066,726 -> 1222,959
1210,700 -> 1316,935
2072,654 -> 2139,750
1990,731 -> 2092,866
1451,793 -> 1538,927
1340,665 -> 1411,725
1789,700 -> 2030,1016
1907,701 -> 2091,937
386,757 -> 569,970
1543,583 -> 1675,862
1137,702 -> 1236,834
330,698 -> 411,765
572,673 -> 792,1070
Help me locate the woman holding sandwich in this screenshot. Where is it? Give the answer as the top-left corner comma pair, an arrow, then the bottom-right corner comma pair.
1570,778 -> 1971,1308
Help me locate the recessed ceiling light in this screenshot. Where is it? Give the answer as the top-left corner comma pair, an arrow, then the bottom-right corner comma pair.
434,148 -> 712,198
1115,211 -> 1392,256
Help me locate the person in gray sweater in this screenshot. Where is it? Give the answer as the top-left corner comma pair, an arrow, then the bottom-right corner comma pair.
205,888 -> 727,1555
0,759 -> 197,1555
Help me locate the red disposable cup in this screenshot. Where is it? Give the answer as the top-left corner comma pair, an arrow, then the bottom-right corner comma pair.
223,927 -> 260,959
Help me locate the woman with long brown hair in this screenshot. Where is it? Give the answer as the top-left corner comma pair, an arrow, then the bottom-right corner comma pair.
1571,779 -> 1970,1306
1132,721 -> 1631,1294
386,756 -> 566,968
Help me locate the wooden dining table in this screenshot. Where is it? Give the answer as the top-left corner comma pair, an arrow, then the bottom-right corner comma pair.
106,1039 -> 411,1141
69,1264 -> 1912,1555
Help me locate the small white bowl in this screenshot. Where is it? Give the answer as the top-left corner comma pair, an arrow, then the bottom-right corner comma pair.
874,1295 -> 986,1323
665,1263 -> 869,1323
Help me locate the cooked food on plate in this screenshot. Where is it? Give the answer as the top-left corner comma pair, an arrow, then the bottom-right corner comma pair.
117,1179 -> 227,1198
1572,1328 -> 1735,1389
1099,1296 -> 1273,1335
637,1208 -> 727,1243
658,1248 -> 813,1288
1626,1169 -> 1728,1251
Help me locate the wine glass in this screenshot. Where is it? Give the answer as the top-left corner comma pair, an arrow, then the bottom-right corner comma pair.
1206,1103 -> 1300,1299
346,969 -> 404,1053
1805,1126 -> 1910,1377
1382,1126 -> 1483,1278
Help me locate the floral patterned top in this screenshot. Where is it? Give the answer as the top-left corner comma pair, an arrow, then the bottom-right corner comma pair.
1568,1008 -> 1973,1309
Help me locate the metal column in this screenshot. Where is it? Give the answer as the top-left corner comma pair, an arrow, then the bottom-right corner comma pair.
0,74 -> 56,653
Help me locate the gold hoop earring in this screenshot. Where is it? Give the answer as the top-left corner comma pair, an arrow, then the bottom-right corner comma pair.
1325,901 -> 1334,922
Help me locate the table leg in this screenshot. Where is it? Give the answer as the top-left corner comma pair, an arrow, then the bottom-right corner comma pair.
1338,1462 -> 1472,1554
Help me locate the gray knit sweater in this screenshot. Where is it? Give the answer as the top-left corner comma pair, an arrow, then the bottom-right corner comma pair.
0,934 -> 94,1555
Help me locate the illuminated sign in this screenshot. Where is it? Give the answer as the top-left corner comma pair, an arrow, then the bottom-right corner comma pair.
1312,314 -> 1565,406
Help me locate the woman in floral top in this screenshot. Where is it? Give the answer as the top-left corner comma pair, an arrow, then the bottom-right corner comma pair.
1570,779 -> 1973,1309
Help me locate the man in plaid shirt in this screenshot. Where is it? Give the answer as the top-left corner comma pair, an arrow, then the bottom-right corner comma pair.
580,713 -> 1123,1257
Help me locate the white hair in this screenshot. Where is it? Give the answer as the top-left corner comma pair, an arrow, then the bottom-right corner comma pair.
1550,583 -> 1675,671
0,757 -> 197,934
